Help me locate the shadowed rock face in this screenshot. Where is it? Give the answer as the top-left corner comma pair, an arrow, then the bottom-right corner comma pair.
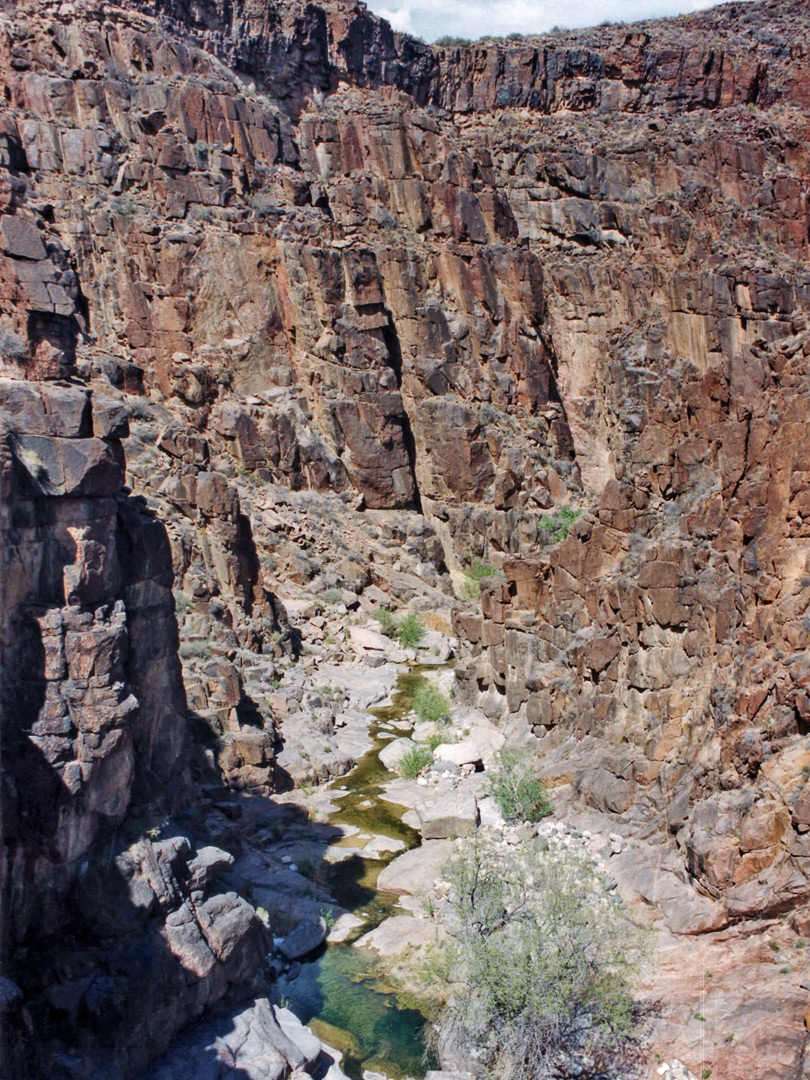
0,383 -> 269,1078
0,378 -> 185,933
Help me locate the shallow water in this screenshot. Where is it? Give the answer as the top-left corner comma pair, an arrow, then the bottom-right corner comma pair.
273,666 -> 441,1080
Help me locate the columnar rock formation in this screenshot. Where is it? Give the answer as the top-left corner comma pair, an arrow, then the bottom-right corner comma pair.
2,0 -> 810,1074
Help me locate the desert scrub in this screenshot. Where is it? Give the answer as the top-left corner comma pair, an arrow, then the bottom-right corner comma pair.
538,505 -> 582,544
173,591 -> 192,616
396,611 -> 425,648
412,681 -> 451,723
372,606 -> 397,637
422,834 -> 644,1080
179,639 -> 212,660
428,724 -> 457,752
423,611 -> 453,635
488,748 -> 553,823
458,558 -> 497,601
397,745 -> 433,778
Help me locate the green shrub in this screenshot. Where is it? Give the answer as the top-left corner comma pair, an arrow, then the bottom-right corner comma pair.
538,504 -> 582,544
488,749 -> 553,823
413,681 -> 451,723
458,557 -> 497,601
424,834 -> 644,1080
398,745 -> 433,778
174,591 -> 192,615
320,906 -> 336,929
427,723 -> 457,752
373,607 -> 397,637
435,34 -> 472,46
396,611 -> 425,648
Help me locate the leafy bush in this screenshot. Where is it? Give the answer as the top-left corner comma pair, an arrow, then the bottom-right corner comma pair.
397,745 -> 433,778
424,834 -> 644,1080
459,558 -> 497,601
488,749 -> 552,823
396,611 -> 425,648
413,681 -> 451,723
179,639 -> 212,660
373,606 -> 397,637
538,505 -> 582,544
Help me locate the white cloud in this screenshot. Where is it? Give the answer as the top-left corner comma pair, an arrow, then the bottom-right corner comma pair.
365,0 -> 751,43
377,5 -> 413,32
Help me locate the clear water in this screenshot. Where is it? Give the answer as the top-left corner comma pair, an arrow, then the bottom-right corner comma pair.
273,668 -> 441,1080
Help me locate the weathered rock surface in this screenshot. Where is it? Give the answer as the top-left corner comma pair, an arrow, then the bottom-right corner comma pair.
378,736 -> 416,772
354,914 -> 444,957
376,840 -> 455,896
417,791 -> 479,840
3,0 -> 810,1075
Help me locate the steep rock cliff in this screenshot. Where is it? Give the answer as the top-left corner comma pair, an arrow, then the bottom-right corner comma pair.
2,0 -> 810,1074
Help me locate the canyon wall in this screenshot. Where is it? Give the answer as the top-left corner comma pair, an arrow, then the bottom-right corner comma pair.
2,0 -> 810,1073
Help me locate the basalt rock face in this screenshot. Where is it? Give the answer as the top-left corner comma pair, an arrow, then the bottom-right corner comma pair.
0,381 -> 267,1079
2,0 -> 810,1073
0,377 -> 186,941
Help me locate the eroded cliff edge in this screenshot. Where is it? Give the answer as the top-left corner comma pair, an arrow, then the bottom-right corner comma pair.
2,0 -> 810,1075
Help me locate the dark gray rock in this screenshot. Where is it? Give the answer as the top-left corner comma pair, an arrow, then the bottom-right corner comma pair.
277,913 -> 327,960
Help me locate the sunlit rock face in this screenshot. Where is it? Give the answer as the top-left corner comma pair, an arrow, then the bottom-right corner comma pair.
2,0 -> 810,1074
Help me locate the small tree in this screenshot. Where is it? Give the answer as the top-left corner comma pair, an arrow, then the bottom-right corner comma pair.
487,749 -> 552,823
425,834 -> 643,1080
396,611 -> 425,648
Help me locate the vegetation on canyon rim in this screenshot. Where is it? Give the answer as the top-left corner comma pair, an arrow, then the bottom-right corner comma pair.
422,835 -> 644,1080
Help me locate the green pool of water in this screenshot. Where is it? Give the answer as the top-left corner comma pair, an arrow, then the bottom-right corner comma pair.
273,666 -> 443,1080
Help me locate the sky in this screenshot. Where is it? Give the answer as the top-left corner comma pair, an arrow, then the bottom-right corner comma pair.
367,0 -> 746,43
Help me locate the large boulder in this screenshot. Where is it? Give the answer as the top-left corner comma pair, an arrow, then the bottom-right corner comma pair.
417,792 -> 479,840
377,841 -> 455,896
378,736 -> 417,772
277,913 -> 327,960
436,727 -> 504,768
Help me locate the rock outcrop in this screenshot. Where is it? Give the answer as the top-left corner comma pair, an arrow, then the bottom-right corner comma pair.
0,380 -> 269,1078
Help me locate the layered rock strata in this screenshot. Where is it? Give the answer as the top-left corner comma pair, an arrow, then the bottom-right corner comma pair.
2,0 -> 810,1075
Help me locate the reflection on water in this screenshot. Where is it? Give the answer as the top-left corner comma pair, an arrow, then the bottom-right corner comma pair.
272,667 -> 441,1080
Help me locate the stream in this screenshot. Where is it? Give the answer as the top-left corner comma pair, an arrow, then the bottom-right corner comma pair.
271,667 -> 442,1080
